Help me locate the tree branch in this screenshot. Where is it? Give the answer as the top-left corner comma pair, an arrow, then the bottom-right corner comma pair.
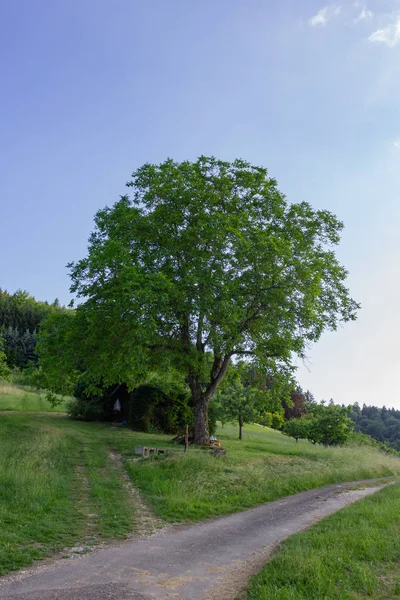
196,311 -> 205,352
206,354 -> 231,400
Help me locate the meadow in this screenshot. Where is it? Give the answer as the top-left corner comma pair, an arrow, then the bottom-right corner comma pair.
0,383 -> 68,412
1,384 -> 400,576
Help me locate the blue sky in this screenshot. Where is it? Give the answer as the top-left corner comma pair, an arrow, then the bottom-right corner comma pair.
1,0 -> 400,407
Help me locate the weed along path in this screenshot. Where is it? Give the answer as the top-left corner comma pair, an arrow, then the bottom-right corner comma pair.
0,479 -> 390,600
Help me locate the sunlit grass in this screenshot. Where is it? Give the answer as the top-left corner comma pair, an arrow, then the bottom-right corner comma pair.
0,383 -> 68,412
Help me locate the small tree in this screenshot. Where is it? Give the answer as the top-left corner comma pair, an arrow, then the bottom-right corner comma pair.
283,416 -> 312,442
216,381 -> 262,439
282,387 -> 307,420
307,403 -> 354,446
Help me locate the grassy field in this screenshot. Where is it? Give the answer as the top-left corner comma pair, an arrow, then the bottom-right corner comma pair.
128,424 -> 400,521
246,482 -> 400,600
0,383 -> 68,412
1,384 -> 400,576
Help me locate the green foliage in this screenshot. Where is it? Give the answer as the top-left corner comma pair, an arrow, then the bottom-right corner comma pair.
66,392 -> 113,421
2,327 -> 37,369
307,403 -> 354,446
216,381 -> 262,438
0,337 -> 11,381
36,311 -> 81,396
0,289 -> 61,370
258,411 -> 273,428
350,402 -> 400,451
0,289 -> 55,332
129,384 -> 192,434
67,374 -> 195,435
347,430 -> 400,456
283,416 -> 313,442
41,156 -> 358,444
270,411 -> 285,430
215,362 -> 287,437
284,404 -> 354,446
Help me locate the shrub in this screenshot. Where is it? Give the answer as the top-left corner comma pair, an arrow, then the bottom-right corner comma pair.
283,417 -> 313,442
129,384 -> 192,434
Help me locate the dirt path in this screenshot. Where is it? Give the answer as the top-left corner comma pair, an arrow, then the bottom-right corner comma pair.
0,479 -> 390,600
108,452 -> 167,538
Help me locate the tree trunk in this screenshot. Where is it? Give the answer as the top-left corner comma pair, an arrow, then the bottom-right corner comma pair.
189,354 -> 231,445
189,375 -> 210,445
239,416 -> 243,440
194,398 -> 209,445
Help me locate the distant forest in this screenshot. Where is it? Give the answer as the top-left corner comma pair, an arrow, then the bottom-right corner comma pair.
349,404 -> 400,451
0,289 -> 61,369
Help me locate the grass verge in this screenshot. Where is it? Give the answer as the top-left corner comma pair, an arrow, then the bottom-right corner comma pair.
246,482 -> 400,600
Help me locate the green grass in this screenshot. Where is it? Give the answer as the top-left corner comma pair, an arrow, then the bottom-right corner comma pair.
0,383 -> 68,412
0,414 -> 83,574
126,423 -> 400,521
0,410 -> 172,575
1,384 -> 400,577
246,482 -> 400,600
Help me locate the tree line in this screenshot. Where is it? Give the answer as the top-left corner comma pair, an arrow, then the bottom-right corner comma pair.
349,403 -> 400,451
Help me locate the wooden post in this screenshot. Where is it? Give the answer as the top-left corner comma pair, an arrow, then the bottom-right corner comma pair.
184,424 -> 189,453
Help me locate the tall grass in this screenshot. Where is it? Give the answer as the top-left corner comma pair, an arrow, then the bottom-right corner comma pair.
0,415 -> 83,574
0,412 -> 162,575
126,423 -> 400,521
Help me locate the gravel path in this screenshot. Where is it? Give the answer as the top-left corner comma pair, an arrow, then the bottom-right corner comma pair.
0,479 -> 389,600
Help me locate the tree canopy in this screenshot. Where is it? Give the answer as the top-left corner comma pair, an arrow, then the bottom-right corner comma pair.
39,156 -> 359,444
284,403 -> 354,446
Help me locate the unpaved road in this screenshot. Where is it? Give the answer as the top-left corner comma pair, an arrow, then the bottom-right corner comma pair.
0,480 -> 389,600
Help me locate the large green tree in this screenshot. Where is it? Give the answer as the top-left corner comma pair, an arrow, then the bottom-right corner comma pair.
51,157 -> 358,444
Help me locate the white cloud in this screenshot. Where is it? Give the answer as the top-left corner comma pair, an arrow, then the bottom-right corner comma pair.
394,140 -> 400,149
309,7 -> 329,26
355,6 -> 373,22
369,16 -> 400,47
309,5 -> 342,27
